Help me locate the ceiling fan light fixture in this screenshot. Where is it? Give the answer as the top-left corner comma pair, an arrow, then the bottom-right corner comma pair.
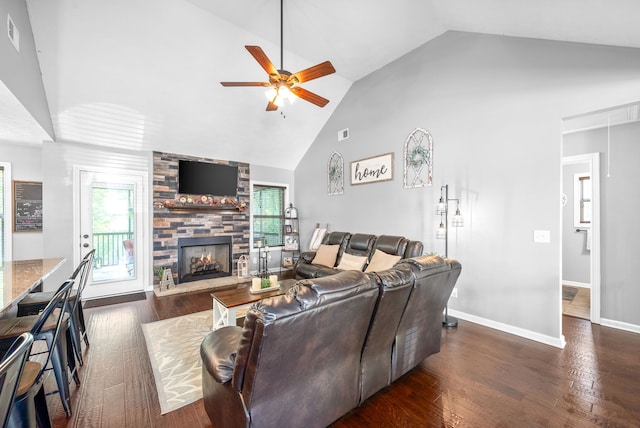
279,85 -> 297,103
265,85 -> 297,106
273,95 -> 284,107
264,87 -> 278,101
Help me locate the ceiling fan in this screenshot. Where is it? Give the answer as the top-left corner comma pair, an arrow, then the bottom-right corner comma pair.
220,0 -> 336,111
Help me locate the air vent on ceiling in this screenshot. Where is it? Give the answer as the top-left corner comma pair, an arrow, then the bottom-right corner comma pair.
7,14 -> 20,52
337,128 -> 349,141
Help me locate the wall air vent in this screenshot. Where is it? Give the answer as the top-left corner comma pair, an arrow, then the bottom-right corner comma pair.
337,128 -> 349,141
7,14 -> 20,52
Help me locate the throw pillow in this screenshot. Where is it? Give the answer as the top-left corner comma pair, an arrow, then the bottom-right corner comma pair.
364,249 -> 402,273
336,252 -> 368,271
311,244 -> 340,268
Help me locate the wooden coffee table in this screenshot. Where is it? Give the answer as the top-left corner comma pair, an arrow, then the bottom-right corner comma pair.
211,278 -> 297,330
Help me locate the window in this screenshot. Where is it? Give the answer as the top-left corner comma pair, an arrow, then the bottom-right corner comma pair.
0,165 -> 5,261
252,184 -> 286,248
0,165 -> 4,260
1,162 -> 13,261
0,165 -> 3,307
574,173 -> 591,227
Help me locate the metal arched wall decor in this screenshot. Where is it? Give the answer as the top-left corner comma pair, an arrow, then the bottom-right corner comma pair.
403,128 -> 433,188
327,152 -> 344,195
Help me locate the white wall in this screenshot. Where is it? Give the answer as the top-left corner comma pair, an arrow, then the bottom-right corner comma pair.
294,31 -> 640,342
0,141 -> 43,259
0,0 -> 54,137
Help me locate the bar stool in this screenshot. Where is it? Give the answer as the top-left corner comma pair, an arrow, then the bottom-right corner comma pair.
7,280 -> 73,427
0,333 -> 33,428
17,250 -> 94,366
0,278 -> 77,418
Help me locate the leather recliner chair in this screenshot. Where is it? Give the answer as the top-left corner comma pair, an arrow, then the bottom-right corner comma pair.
200,271 -> 379,428
201,255 -> 462,427
391,256 -> 462,381
359,262 -> 415,402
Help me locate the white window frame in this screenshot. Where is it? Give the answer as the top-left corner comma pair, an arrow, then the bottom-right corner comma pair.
250,180 -> 289,252
573,172 -> 592,228
0,162 -> 13,261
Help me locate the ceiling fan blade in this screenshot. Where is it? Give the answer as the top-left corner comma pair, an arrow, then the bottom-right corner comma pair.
290,87 -> 330,108
290,61 -> 336,84
266,100 -> 279,111
220,82 -> 269,87
245,45 -> 279,77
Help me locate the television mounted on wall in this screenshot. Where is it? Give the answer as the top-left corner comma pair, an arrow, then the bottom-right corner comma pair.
178,160 -> 238,197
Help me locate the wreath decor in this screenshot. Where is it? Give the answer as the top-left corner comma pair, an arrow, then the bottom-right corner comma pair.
329,163 -> 341,180
327,151 -> 344,196
408,145 -> 431,168
403,127 -> 434,188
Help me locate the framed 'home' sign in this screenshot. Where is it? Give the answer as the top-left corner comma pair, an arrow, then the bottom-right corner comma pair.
350,152 -> 394,185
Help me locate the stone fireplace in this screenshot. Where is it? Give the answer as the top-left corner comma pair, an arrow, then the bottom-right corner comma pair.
177,236 -> 232,283
152,151 -> 250,287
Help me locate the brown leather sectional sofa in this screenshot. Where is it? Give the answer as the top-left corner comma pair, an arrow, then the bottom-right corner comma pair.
200,253 -> 462,428
294,232 -> 424,279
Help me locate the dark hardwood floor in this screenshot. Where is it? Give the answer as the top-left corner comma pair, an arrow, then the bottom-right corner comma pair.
46,289 -> 640,427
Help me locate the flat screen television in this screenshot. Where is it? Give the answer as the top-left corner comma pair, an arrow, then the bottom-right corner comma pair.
178,160 -> 238,197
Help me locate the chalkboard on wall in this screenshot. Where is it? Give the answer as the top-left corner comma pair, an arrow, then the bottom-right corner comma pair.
13,181 -> 43,232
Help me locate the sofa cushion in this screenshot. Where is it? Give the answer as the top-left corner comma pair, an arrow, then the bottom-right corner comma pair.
290,271 -> 378,308
344,233 -> 377,258
312,244 -> 340,268
321,231 -> 352,262
323,231 -> 351,246
404,240 -> 424,258
365,249 -> 402,272
373,235 -> 408,257
336,253 -> 368,271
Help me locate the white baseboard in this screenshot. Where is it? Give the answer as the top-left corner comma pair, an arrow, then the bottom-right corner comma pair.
562,280 -> 591,288
600,318 -> 640,334
448,309 -> 566,349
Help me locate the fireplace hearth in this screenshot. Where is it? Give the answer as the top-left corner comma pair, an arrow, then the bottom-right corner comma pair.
177,236 -> 232,283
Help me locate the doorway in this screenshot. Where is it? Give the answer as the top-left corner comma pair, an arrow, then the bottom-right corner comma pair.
560,153 -> 601,324
75,167 -> 147,299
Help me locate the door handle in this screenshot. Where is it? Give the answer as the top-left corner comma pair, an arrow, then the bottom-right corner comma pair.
83,243 -> 90,248
83,234 -> 89,239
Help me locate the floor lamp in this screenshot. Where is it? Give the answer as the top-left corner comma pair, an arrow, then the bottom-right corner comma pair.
436,184 -> 463,328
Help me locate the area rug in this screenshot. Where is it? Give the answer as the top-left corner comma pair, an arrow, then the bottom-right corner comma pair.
562,286 -> 579,301
141,310 -> 212,414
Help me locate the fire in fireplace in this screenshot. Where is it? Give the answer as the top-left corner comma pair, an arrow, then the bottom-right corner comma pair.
177,236 -> 232,283
190,250 -> 220,276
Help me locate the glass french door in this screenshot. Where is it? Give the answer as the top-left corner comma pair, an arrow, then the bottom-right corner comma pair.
77,169 -> 145,298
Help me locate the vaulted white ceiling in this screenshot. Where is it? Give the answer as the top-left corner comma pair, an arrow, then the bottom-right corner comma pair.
7,0 -> 640,169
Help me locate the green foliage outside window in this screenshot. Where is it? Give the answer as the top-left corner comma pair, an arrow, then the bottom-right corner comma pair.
252,185 -> 285,247
91,185 -> 134,267
92,187 -> 133,233
0,167 -> 3,261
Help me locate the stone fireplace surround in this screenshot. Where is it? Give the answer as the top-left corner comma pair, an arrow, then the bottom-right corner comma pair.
153,151 -> 250,287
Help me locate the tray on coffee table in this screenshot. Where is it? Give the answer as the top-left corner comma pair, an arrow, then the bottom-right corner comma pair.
250,283 -> 281,294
